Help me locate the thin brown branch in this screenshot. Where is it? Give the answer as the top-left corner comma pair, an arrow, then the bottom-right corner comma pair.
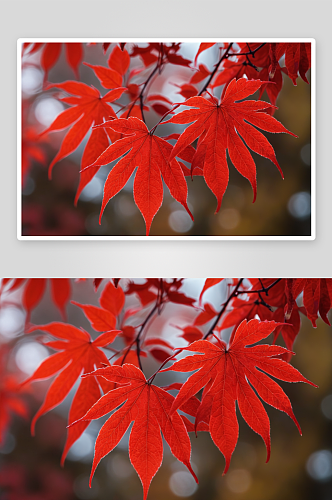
203,278 -> 244,339
237,43 -> 266,57
121,281 -> 167,370
236,279 -> 282,296
128,44 -> 165,123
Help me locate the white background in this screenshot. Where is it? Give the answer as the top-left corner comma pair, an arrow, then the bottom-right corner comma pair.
1,0 -> 330,277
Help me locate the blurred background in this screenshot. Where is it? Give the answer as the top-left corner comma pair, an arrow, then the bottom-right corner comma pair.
0,278 -> 330,500
21,42 -> 312,236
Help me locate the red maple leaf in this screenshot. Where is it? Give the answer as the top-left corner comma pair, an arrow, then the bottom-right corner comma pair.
163,319 -> 317,473
22,321 -> 121,464
211,46 -> 264,93
194,303 -> 218,326
218,279 -> 302,351
130,43 -> 191,69
130,43 -> 160,67
41,81 -> 126,201
0,376 -> 28,444
166,78 -> 297,210
237,43 -> 272,69
22,123 -> 48,187
23,278 -> 71,324
124,278 -> 196,307
125,279 -> 159,307
194,43 -> 216,65
257,64 -> 284,109
210,44 -> 285,112
278,43 -> 311,85
272,303 -> 303,354
285,278 -> 332,327
72,280 -> 125,331
218,279 -> 282,332
176,325 -> 204,343
174,83 -> 199,100
74,363 -> 198,500
22,128 -> 47,177
220,295 -> 272,331
87,117 -> 193,235
107,45 -> 131,76
189,64 -> 211,84
199,278 -> 224,303
23,42 -> 84,80
2,278 -> 72,325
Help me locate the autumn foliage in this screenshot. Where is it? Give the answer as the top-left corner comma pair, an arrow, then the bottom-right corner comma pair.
0,278 -> 328,499
21,41 -> 311,235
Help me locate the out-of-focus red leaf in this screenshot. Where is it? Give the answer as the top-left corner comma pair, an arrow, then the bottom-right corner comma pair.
100,281 -> 125,316
199,278 -> 223,303
108,45 -> 130,75
23,321 -> 121,464
71,301 -> 116,332
194,43 -> 216,65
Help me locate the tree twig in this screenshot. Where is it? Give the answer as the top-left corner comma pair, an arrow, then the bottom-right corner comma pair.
203,278 -> 244,339
198,42 -> 234,96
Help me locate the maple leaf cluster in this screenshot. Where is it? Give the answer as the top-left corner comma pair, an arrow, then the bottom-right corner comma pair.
0,278 -> 328,499
21,41 -> 311,235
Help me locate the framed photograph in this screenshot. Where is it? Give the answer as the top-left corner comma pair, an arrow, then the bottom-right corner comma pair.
18,39 -> 315,239
0,278 -> 329,500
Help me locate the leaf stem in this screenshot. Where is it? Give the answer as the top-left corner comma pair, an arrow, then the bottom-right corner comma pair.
203,278 -> 244,339
147,348 -> 182,385
238,43 -> 266,57
126,95 -> 140,118
149,103 -> 180,135
121,282 -> 165,370
135,302 -> 159,370
128,44 -> 165,123
198,43 -> 234,96
151,42 -> 264,134
150,44 -> 235,135
114,278 -> 280,382
149,279 -> 246,383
